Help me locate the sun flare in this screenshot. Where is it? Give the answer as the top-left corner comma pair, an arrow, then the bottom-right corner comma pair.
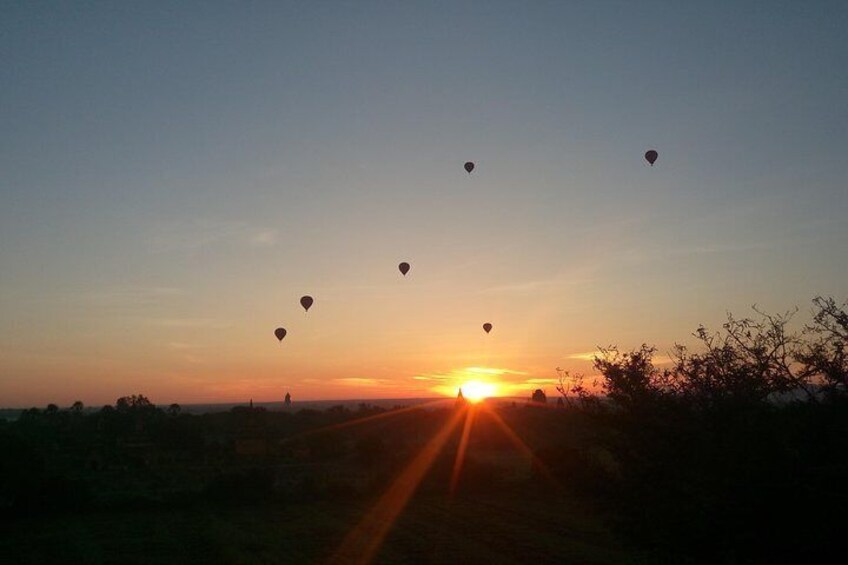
459,380 -> 497,403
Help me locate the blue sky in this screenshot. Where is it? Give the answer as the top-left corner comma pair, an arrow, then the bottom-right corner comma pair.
1,1 -> 846,405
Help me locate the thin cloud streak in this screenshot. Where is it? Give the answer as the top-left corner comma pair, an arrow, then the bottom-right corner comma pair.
567,352 -> 599,361
617,241 -> 774,265
145,318 -> 232,329
333,377 -> 390,387
567,351 -> 673,365
413,366 -> 529,383
480,276 -> 596,295
81,286 -> 185,304
147,219 -> 279,253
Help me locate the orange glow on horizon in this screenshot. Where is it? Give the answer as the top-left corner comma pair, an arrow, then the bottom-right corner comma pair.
458,380 -> 498,403
428,367 -> 517,402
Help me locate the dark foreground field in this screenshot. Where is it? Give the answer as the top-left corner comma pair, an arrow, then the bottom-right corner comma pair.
2,491 -> 622,564
5,390 -> 846,564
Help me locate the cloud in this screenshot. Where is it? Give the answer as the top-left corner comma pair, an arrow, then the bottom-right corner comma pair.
249,228 -> 278,247
82,286 -> 185,306
148,219 -> 279,253
334,377 -> 379,386
567,351 -> 674,365
71,286 -> 186,318
567,352 -> 599,361
617,241 -> 773,266
166,342 -> 210,350
413,366 -> 528,383
467,367 -> 528,376
332,377 -> 399,388
180,354 -> 207,365
147,318 -> 232,329
480,276 -> 595,295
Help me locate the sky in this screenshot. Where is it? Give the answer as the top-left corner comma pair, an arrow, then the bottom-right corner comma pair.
1,1 -> 846,407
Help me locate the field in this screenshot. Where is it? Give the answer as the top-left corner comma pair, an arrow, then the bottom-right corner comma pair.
1,491 -> 624,564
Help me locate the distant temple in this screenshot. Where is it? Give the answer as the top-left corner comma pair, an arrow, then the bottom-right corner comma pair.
455,388 -> 467,408
284,392 -> 291,407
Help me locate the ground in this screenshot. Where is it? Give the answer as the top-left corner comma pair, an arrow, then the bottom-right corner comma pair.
0,491 -> 625,564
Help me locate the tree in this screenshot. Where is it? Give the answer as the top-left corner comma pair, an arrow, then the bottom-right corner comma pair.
115,395 -> 154,413
531,389 -> 547,404
167,403 -> 181,416
70,400 -> 84,413
579,300 -> 848,561
555,368 -> 595,408
18,407 -> 41,422
796,296 -> 847,398
593,306 -> 817,413
670,307 -> 812,406
594,344 -> 667,410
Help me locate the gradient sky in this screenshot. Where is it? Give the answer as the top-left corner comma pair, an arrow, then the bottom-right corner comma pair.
2,1 -> 846,407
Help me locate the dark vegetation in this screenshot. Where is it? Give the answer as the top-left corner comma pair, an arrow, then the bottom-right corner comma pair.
1,296 -> 846,563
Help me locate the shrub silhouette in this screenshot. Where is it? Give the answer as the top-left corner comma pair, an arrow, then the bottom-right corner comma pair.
581,298 -> 848,561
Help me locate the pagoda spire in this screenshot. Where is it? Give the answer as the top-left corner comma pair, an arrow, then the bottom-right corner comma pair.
455,387 -> 467,408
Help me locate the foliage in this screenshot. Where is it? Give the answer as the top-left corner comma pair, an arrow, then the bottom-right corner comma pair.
116,395 -> 155,413
593,344 -> 670,410
587,298 -> 848,411
574,297 -> 848,561
555,369 -> 596,409
796,296 -> 848,397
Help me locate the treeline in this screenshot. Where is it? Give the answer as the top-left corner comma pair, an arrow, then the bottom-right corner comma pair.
1,397 -> 446,513
544,296 -> 848,561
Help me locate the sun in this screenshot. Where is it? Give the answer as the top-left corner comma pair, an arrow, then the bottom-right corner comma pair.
459,380 -> 497,403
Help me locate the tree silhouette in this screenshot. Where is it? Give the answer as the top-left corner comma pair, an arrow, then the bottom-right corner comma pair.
584,300 -> 848,561
555,368 -> 594,408
797,296 -> 848,397
594,345 -> 665,410
670,307 -> 812,406
116,395 -> 154,413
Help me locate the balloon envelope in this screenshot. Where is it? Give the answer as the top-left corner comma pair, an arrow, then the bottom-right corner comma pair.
483,323 -> 492,334
398,262 -> 410,276
300,296 -> 314,312
464,161 -> 474,173
645,150 -> 658,166
274,327 -> 287,342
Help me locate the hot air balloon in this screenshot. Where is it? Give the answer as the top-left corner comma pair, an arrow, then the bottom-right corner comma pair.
300,296 -> 313,312
464,161 -> 475,174
398,262 -> 410,276
644,150 -> 658,166
274,328 -> 287,342
483,323 -> 492,334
